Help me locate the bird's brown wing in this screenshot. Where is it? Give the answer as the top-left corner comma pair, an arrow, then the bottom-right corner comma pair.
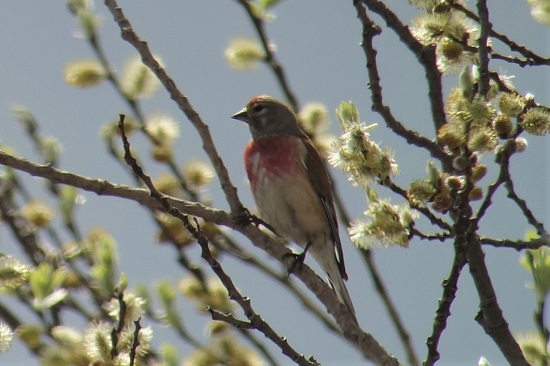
302,139 -> 348,280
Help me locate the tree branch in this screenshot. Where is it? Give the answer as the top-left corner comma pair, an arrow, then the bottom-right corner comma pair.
103,0 -> 246,219
424,249 -> 467,365
359,0 -> 447,136
234,0 -> 299,111
475,0 -> 491,97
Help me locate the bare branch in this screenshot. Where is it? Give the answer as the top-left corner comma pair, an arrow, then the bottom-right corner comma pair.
129,317 -> 142,366
480,236 -> 550,250
424,250 -> 467,365
117,115 -> 324,366
208,308 -> 254,330
474,140 -> 547,236
476,0 -> 491,97
103,0 -> 246,219
233,0 -> 299,111
359,0 -> 447,136
448,1 -> 550,66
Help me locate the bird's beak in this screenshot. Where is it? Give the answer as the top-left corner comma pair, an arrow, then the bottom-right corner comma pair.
231,108 -> 249,123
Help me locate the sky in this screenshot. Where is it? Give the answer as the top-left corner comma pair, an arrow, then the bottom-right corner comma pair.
0,1 -> 548,365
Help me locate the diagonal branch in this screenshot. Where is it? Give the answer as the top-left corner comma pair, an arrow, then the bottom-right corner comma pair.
0,122 -> 401,363
234,0 -> 299,111
117,114 -> 320,366
359,0 -> 447,136
474,140 -> 546,236
466,232 -> 529,365
448,1 -> 550,66
480,236 -> 550,250
424,248 -> 467,365
103,0 -> 245,219
354,1 -> 450,167
455,181 -> 529,365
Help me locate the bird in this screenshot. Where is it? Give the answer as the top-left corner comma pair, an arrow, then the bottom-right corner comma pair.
231,95 -> 356,320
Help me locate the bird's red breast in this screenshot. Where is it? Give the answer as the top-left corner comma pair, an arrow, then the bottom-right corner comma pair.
244,135 -> 304,190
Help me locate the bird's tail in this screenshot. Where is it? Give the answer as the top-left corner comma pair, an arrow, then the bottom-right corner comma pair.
320,255 -> 357,324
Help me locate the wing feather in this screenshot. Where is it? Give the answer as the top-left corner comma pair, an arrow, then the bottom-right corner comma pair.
301,139 -> 348,280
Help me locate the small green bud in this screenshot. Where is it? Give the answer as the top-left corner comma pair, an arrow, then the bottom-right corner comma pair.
64,60 -> 106,88
513,137 -> 528,153
336,101 -> 360,129
224,37 -> 265,70
426,160 -> 443,189
77,10 -> 101,39
40,136 -> 62,165
459,65 -> 475,100
445,175 -> 464,191
11,106 -> 36,132
437,122 -> 465,151
471,164 -> 487,183
492,114 -> 514,138
21,201 -> 54,228
521,107 -> 550,136
468,186 -> 483,201
452,155 -> 469,171
432,192 -> 452,212
407,179 -> 437,205
121,56 -> 161,99
440,37 -> 464,62
499,93 -> 525,117
298,103 -> 329,135
183,160 -> 215,188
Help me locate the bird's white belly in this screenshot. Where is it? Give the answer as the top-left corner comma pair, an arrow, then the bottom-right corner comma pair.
253,169 -> 328,248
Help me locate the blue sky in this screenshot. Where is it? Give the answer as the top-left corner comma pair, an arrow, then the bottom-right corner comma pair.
0,1 -> 548,365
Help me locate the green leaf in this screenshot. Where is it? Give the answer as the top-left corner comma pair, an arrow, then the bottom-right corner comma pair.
89,230 -> 118,299
520,246 -> 550,301
426,161 -> 442,190
259,0 -> 282,10
157,281 -> 185,333
59,186 -> 80,223
29,263 -> 54,300
160,343 -> 179,366
336,101 -> 360,129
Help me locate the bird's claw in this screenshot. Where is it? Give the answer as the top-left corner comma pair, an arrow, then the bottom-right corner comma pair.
283,250 -> 307,277
233,208 -> 278,235
233,208 -> 253,227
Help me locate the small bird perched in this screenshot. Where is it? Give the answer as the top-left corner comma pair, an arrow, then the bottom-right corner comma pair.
232,95 -> 356,320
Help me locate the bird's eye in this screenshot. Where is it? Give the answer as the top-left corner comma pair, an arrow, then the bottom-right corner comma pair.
251,105 -> 264,113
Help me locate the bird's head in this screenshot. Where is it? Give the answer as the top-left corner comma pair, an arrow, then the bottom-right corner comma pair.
232,95 -> 306,139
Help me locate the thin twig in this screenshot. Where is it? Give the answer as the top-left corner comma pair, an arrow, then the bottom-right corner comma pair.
103,0 -> 246,218
480,236 -> 550,250
474,139 -> 546,236
208,308 -> 254,329
332,179 -> 418,365
384,179 -> 453,232
362,251 -> 419,366
234,0 -> 299,111
410,227 -> 452,242
424,250 -> 467,365
129,317 -> 142,366
454,173 -> 529,365
448,1 -> 550,66
359,0 -> 448,137
117,115 -> 320,366
476,0 -> 491,97
355,1 -> 449,167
